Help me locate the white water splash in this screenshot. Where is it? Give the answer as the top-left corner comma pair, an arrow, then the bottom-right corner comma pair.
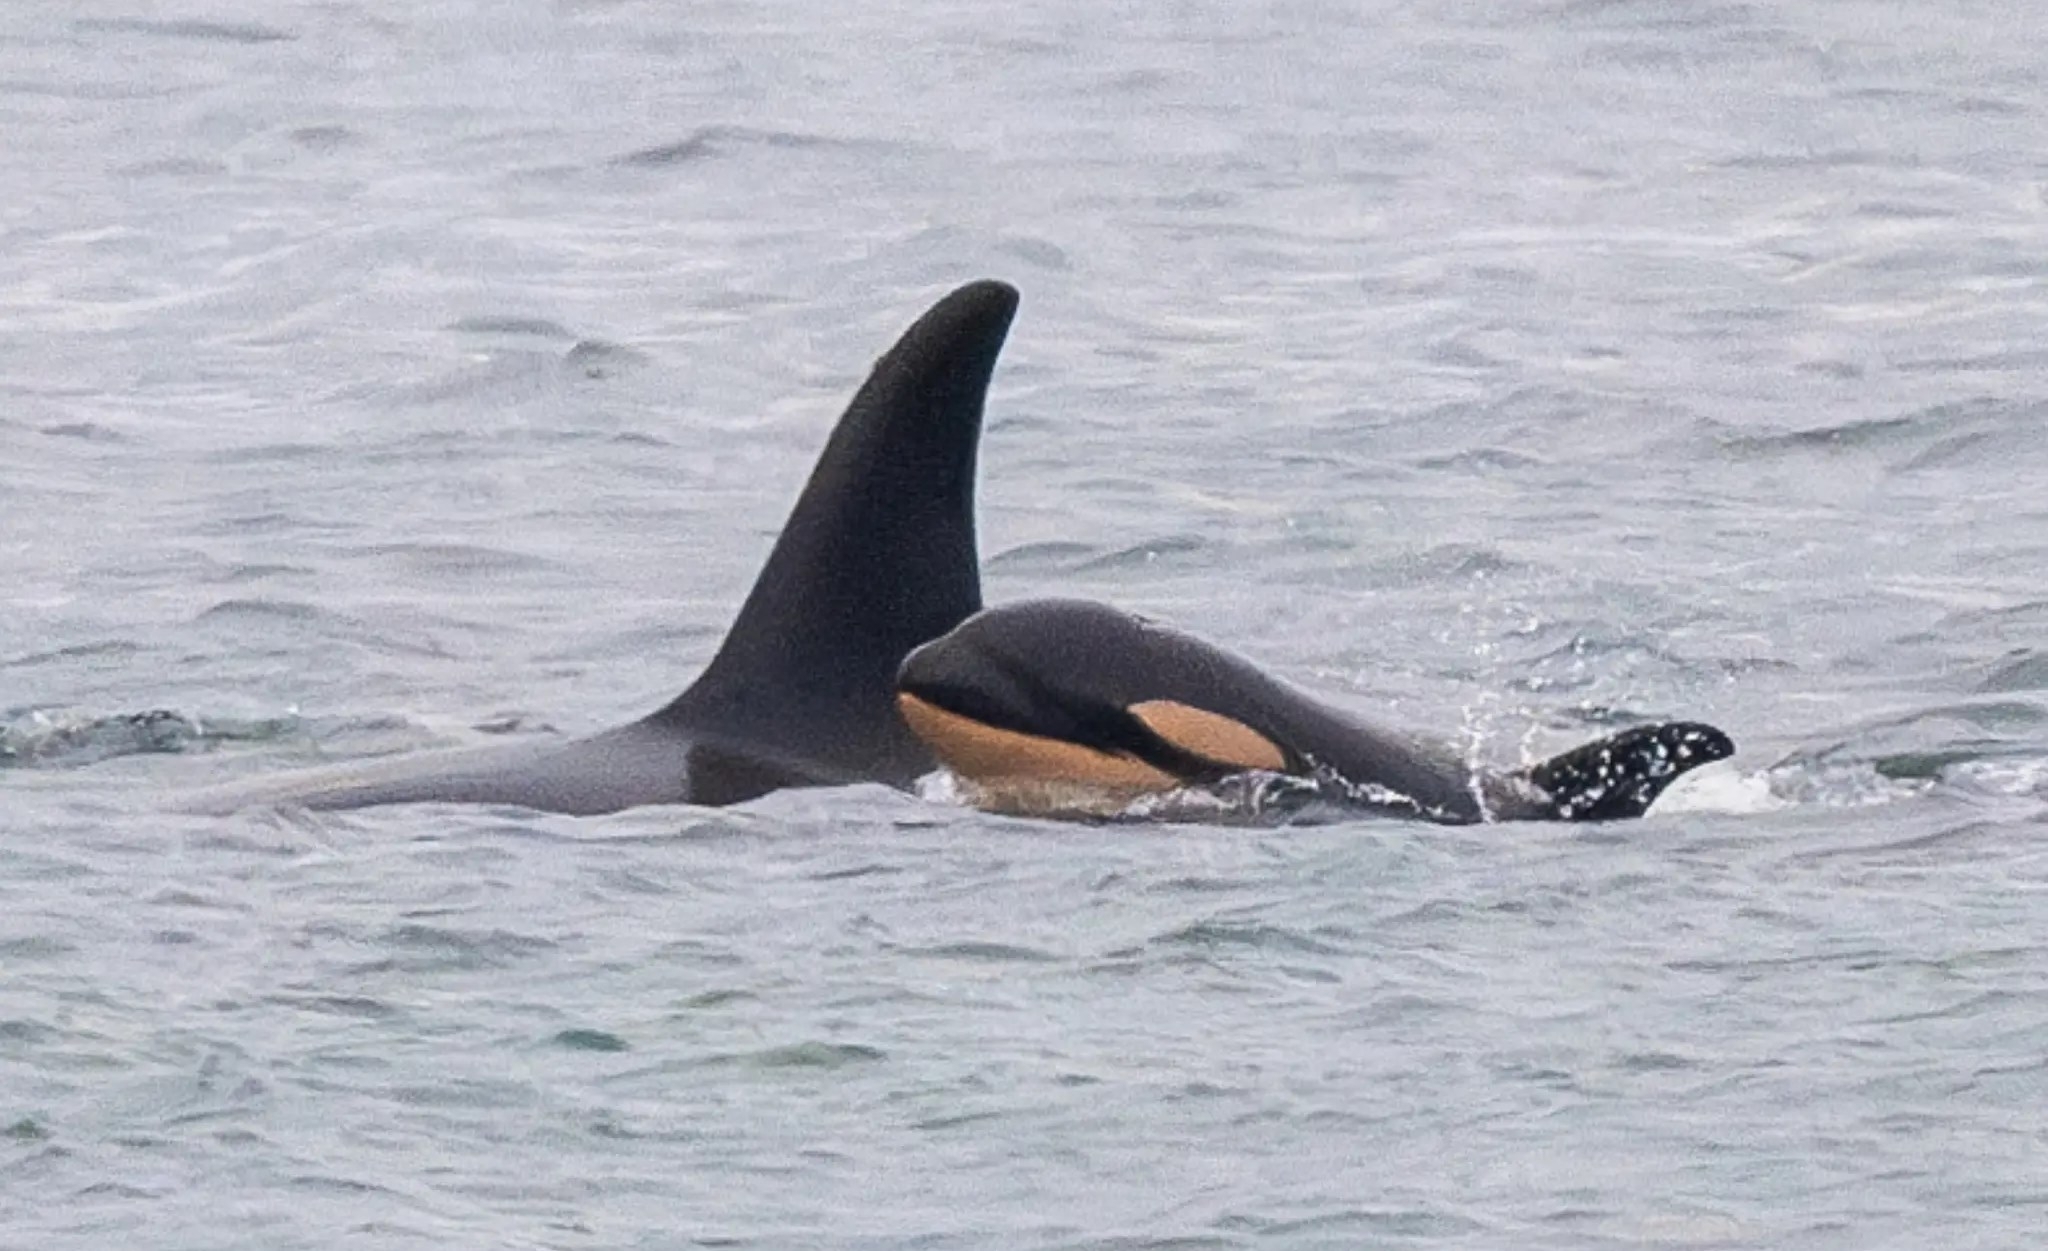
1641,762 -> 1788,817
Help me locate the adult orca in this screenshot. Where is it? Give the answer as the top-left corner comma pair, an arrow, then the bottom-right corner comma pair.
188,279 -> 1020,815
896,598 -> 1733,823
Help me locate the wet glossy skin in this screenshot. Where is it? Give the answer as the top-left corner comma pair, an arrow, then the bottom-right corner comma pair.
898,598 -> 1735,823
186,280 -> 1020,815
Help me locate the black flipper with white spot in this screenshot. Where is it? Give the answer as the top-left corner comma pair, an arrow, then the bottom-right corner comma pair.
1521,722 -> 1734,822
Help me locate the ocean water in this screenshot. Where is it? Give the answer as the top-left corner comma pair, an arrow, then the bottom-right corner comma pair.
6,2 -> 2048,1247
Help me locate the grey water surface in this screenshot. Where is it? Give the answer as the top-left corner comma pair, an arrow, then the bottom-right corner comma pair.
5,2 -> 2048,1247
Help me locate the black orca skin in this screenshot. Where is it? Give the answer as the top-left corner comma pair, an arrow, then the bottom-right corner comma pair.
188,280 -> 1019,815
897,598 -> 1734,824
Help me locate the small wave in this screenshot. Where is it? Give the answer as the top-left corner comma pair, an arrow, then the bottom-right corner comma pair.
1760,755 -> 1938,810
1152,920 -> 1349,958
378,1080 -> 531,1110
1927,599 -> 2048,636
327,337 -> 638,415
5,1118 -> 50,1142
194,597 -> 325,624
201,442 -> 336,467
0,708 -> 293,770
1853,199 -> 1954,222
263,994 -> 401,1020
1,78 -> 201,102
0,1020 -> 60,1046
375,924 -> 558,974
0,706 -> 483,778
1220,1205 -> 1484,1240
986,540 -> 1101,571
1412,445 -> 1548,473
1076,534 -> 1213,572
1714,400 -> 2029,477
285,1174 -> 401,1198
1894,430 -> 1998,472
340,541 -> 559,578
75,18 -> 294,44
1705,148 -> 1900,172
0,935 -> 78,960
703,1041 -> 886,1071
1359,542 -> 1521,587
446,315 -> 576,339
612,125 -> 880,168
37,421 -> 130,443
1943,757 -> 2048,799
996,235 -> 1071,271
1971,651 -> 2048,695
909,1109 -> 1005,1133
115,156 -> 228,177
908,941 -> 1061,964
1894,350 -> 2048,375
563,338 -> 649,379
288,125 -> 354,152
1787,819 -> 2019,868
190,596 -> 455,659
2,640 -> 144,670
1757,696 -> 2048,812
1714,414 -> 1925,457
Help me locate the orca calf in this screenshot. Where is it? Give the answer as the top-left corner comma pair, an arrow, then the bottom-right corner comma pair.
189,280 -> 1020,815
896,598 -> 1733,823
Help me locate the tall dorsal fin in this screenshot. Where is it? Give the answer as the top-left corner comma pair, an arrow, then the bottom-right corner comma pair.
651,280 -> 1020,782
